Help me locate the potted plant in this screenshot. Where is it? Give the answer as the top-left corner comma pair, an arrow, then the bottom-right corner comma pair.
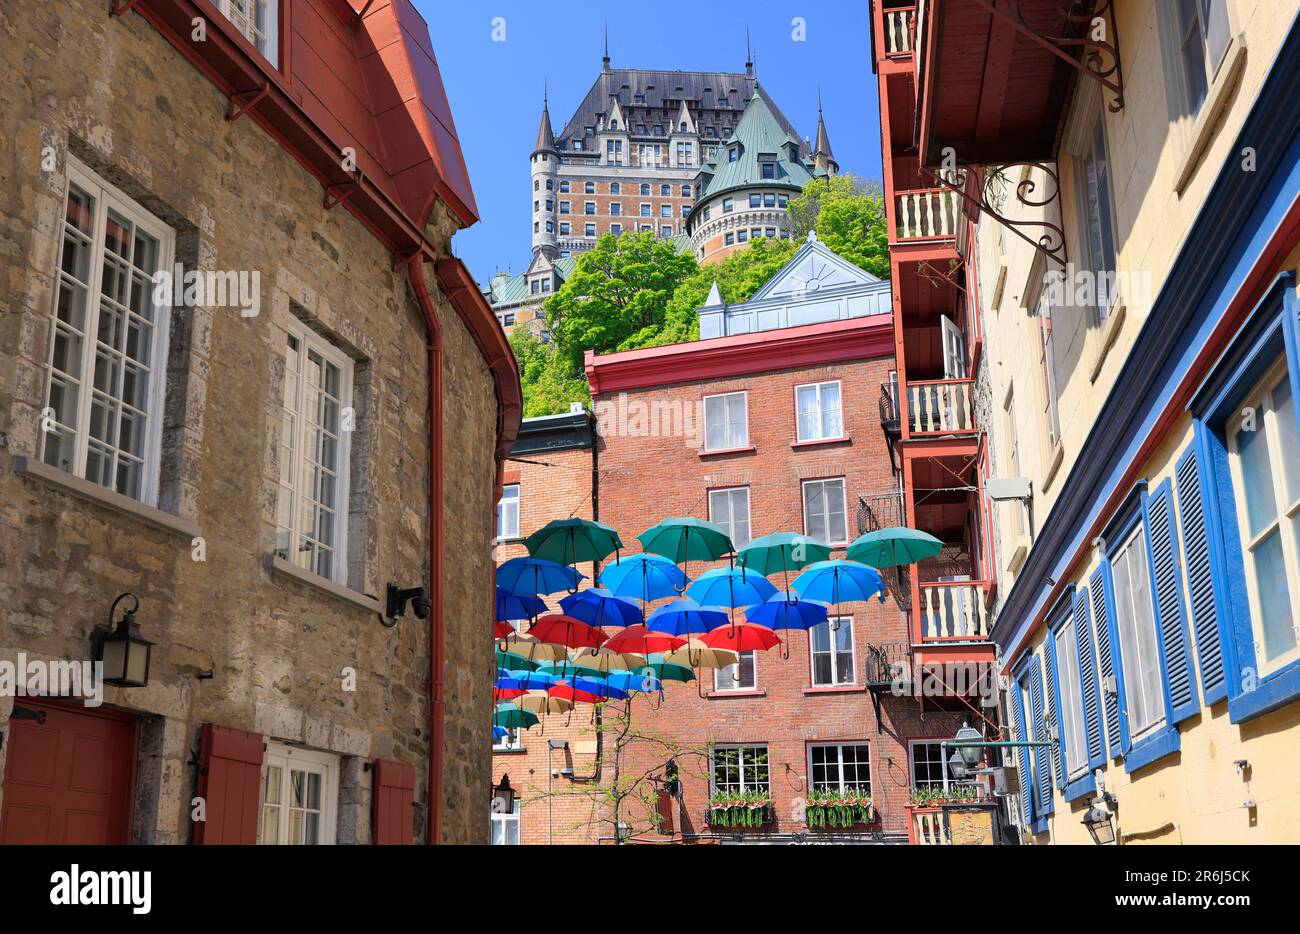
805,787 -> 875,829
706,790 -> 774,828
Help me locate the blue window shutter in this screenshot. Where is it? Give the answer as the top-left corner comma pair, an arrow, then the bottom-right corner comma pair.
1075,587 -> 1105,768
1043,636 -> 1066,790
1029,656 -> 1054,817
1144,481 -> 1200,724
1090,567 -> 1123,757
1012,680 -> 1033,828
1175,442 -> 1228,704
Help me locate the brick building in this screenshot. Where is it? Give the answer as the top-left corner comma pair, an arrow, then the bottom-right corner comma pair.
0,0 -> 520,845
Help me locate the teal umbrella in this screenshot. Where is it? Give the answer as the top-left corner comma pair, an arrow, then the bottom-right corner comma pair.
638,517 -> 734,564
847,527 -> 943,569
525,518 -> 623,566
640,659 -> 696,684
493,704 -> 540,730
495,650 -> 538,672
738,532 -> 831,579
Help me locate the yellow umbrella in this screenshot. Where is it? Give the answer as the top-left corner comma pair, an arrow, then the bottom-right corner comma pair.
516,693 -> 573,715
572,647 -> 648,672
497,634 -> 567,662
664,641 -> 739,669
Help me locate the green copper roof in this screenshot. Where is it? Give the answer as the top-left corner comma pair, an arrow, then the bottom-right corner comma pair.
483,256 -> 579,310
696,89 -> 815,202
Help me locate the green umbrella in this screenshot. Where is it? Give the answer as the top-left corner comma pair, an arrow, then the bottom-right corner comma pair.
495,650 -> 538,672
847,527 -> 943,569
738,532 -> 831,577
638,517 -> 734,564
640,660 -> 696,684
493,704 -> 540,730
525,518 -> 623,566
537,660 -> 604,680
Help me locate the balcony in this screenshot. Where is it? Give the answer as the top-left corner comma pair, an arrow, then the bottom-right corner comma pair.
916,580 -> 990,641
907,379 -> 975,435
879,381 -> 901,438
881,4 -> 916,58
893,188 -> 960,241
864,641 -> 913,690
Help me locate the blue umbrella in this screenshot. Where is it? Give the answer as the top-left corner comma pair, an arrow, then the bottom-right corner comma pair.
746,591 -> 830,631
791,560 -> 886,606
496,586 -> 548,621
495,670 -> 558,692
496,556 -> 584,597
687,566 -> 779,609
604,670 -> 663,694
559,587 -> 644,628
492,725 -> 509,741
563,678 -> 631,701
598,553 -> 688,602
646,598 -> 729,637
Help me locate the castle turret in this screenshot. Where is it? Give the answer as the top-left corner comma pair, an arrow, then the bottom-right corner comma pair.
531,90 -> 558,257
812,97 -> 838,176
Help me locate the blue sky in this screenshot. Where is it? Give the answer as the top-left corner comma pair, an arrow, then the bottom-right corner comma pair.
418,1 -> 883,283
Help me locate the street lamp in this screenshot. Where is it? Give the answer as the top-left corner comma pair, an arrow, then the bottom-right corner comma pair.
947,721 -> 985,780
491,774 -> 516,816
97,593 -> 153,688
1081,792 -> 1118,845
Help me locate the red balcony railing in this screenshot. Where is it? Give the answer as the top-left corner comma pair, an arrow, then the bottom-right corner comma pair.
882,5 -> 916,58
907,378 -> 975,434
914,580 -> 991,641
893,187 -> 960,241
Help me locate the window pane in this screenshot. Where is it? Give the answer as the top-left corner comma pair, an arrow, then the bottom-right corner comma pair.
1237,418 -> 1278,538
1251,529 -> 1296,663
1272,375 -> 1300,504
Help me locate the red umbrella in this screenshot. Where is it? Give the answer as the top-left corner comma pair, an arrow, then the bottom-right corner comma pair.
493,687 -> 528,700
603,624 -> 686,655
493,620 -> 516,639
699,621 -> 782,652
548,683 -> 607,705
529,614 -> 608,650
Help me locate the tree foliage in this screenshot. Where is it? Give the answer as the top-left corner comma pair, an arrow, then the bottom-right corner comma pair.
509,327 -> 589,418
788,173 -> 890,279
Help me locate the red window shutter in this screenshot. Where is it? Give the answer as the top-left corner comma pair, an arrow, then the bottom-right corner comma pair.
372,759 -> 416,845
655,789 -> 675,835
192,724 -> 264,845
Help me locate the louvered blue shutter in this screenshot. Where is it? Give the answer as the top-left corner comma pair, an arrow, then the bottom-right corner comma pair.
1012,684 -> 1033,828
1175,442 -> 1228,704
1043,637 -> 1065,790
1144,481 -> 1200,724
1075,587 -> 1105,768
1090,567 -> 1123,758
1029,656 -> 1054,818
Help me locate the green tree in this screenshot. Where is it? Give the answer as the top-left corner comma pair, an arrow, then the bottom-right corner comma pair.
788,173 -> 890,278
544,231 -> 697,371
509,327 -> 589,417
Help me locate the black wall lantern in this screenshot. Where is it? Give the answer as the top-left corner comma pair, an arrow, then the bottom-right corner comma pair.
1081,791 -> 1119,845
96,593 -> 153,688
491,774 -> 516,815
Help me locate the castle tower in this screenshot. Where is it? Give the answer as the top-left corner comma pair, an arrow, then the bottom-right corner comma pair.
812,96 -> 838,177
530,90 -> 558,258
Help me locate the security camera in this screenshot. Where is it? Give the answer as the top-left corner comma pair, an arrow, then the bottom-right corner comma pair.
384,583 -> 432,626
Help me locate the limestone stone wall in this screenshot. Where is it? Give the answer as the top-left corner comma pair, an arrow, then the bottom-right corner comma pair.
0,0 -> 498,844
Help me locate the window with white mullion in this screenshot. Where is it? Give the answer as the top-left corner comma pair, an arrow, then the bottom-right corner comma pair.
809,743 -> 871,794
802,477 -> 847,545
216,0 -> 279,68
713,650 -> 757,692
810,616 -> 855,686
708,486 -> 750,549
711,744 -> 769,795
1053,621 -> 1088,778
257,743 -> 338,846
1227,361 -> 1300,677
41,162 -> 171,505
703,391 -> 747,451
795,380 -> 843,442
1111,524 -> 1165,740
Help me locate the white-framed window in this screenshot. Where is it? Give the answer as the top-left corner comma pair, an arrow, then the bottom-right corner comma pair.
714,651 -> 757,692
795,380 -> 843,442
703,391 -> 748,451
1226,360 -> 1300,677
493,726 -> 521,751
40,158 -> 174,505
809,616 -> 855,686
1172,0 -> 1233,116
1032,262 -> 1062,447
257,743 -> 339,845
497,483 -> 520,540
1110,523 -> 1166,740
909,739 -> 976,791
274,324 -> 354,583
215,0 -> 279,68
803,478 -> 848,545
1052,618 -> 1088,778
1003,388 -> 1026,537
711,744 -> 769,794
809,743 -> 871,794
490,800 -> 521,845
1075,109 -> 1117,323
708,486 -> 751,550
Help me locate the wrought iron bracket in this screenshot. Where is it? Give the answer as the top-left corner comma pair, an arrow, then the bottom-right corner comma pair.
969,0 -> 1125,113
225,85 -> 269,123
922,164 -> 1068,268
323,179 -> 359,211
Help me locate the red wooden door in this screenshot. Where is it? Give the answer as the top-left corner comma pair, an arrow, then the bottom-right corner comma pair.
0,699 -> 137,844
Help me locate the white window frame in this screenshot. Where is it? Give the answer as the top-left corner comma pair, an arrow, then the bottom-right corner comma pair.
40,156 -> 175,506
808,742 -> 871,794
275,322 -> 355,584
802,477 -> 848,546
257,742 -> 339,845
1053,619 -> 1088,779
490,799 -> 521,845
1073,105 -> 1118,324
702,390 -> 748,452
794,379 -> 844,442
1226,359 -> 1300,677
708,486 -> 751,550
497,483 -> 520,541
493,726 -> 522,751
215,0 -> 280,68
809,615 -> 856,687
1110,522 -> 1167,741
710,744 -> 769,795
713,650 -> 757,692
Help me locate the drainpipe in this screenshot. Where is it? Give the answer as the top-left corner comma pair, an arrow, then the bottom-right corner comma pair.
408,257 -> 445,845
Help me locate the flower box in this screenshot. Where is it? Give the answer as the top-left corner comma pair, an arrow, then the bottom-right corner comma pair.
706,793 -> 774,829
804,791 -> 876,830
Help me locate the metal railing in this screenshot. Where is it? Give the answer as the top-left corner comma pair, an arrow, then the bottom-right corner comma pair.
907,379 -> 975,434
864,641 -> 913,688
879,381 -> 901,437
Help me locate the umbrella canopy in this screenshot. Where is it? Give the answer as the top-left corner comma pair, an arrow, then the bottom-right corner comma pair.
528,615 -> 608,650
496,556 -> 583,597
661,642 -> 739,669
645,598 -> 729,637
495,650 -> 539,672
550,680 -> 629,703
496,634 -> 568,662
536,660 -> 605,681
604,670 -> 663,694
746,591 -> 830,631
598,553 -> 688,602
493,620 -> 516,639
687,566 -> 779,609
738,532 -> 831,576
604,624 -> 687,655
495,670 -> 557,692
847,527 -> 943,569
571,647 -> 647,672
640,660 -> 696,683
559,587 -> 643,628
525,517 -> 624,565
791,559 -> 886,605
516,693 -> 573,715
699,621 -> 782,652
637,517 -> 734,563
492,686 -> 528,700
495,586 -> 548,622
492,725 -> 509,741
493,704 -> 540,729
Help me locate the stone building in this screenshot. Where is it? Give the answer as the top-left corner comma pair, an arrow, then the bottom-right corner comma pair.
0,0 -> 520,845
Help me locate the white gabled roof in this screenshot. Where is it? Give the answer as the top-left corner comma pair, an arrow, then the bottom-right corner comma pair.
748,231 -> 880,302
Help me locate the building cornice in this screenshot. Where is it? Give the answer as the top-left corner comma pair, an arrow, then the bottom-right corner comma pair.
585,314 -> 893,395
